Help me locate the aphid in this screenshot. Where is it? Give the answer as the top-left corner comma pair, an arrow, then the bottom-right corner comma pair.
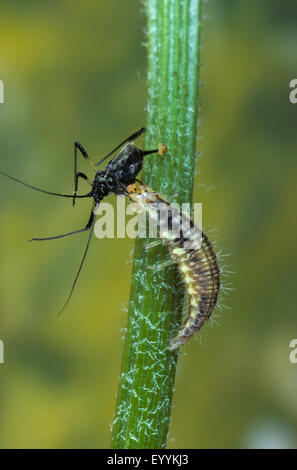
126,184 -> 220,351
0,127 -> 165,314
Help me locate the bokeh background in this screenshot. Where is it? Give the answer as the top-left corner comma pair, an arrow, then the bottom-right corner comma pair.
0,0 -> 296,449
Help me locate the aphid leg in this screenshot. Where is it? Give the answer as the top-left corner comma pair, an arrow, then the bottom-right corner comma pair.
73,171 -> 92,207
58,202 -> 98,316
73,141 -> 97,206
30,202 -> 95,241
85,204 -> 96,229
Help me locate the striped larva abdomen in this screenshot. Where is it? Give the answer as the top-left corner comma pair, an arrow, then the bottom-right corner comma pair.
127,184 -> 220,351
168,232 -> 220,350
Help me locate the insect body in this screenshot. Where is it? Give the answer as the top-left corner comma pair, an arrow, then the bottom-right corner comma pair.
91,144 -> 151,202
0,127 -> 163,314
127,185 -> 220,351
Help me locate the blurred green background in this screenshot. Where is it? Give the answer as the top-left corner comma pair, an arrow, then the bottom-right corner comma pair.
0,0 -> 296,449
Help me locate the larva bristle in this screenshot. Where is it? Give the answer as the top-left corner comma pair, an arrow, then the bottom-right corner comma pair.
128,185 -> 221,351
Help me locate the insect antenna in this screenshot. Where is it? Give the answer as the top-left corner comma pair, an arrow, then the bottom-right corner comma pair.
95,127 -> 146,167
57,205 -> 97,316
0,170 -> 92,199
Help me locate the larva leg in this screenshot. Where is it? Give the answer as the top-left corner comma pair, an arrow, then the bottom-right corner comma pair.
144,239 -> 163,251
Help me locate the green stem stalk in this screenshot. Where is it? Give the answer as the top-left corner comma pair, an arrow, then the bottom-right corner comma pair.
112,0 -> 201,449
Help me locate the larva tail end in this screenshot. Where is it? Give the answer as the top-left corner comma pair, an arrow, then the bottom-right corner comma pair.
168,335 -> 187,352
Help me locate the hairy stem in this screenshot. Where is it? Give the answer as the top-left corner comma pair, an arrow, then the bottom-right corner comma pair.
112,0 -> 201,449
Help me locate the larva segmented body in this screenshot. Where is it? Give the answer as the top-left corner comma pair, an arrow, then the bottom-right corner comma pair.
127,185 -> 220,351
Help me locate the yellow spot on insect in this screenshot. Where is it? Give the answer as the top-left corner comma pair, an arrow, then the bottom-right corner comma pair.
158,143 -> 168,156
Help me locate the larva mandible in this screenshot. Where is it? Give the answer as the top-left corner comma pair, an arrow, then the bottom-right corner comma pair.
127,184 -> 220,351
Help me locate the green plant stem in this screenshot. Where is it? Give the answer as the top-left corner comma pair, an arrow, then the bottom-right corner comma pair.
112,0 -> 201,449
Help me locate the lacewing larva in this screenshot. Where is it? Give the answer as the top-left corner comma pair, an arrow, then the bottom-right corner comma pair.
126,184 -> 220,351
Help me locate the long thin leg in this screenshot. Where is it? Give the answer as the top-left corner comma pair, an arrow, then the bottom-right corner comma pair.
30,227 -> 89,242
73,141 -> 97,206
0,170 -> 91,199
74,141 -> 97,171
73,171 -> 92,207
58,203 -> 98,316
30,203 -> 95,242
95,127 -> 146,167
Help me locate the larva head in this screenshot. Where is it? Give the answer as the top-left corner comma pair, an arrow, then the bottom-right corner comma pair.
127,184 -> 161,213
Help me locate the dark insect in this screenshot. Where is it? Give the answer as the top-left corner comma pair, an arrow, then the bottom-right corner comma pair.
0,127 -> 163,314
